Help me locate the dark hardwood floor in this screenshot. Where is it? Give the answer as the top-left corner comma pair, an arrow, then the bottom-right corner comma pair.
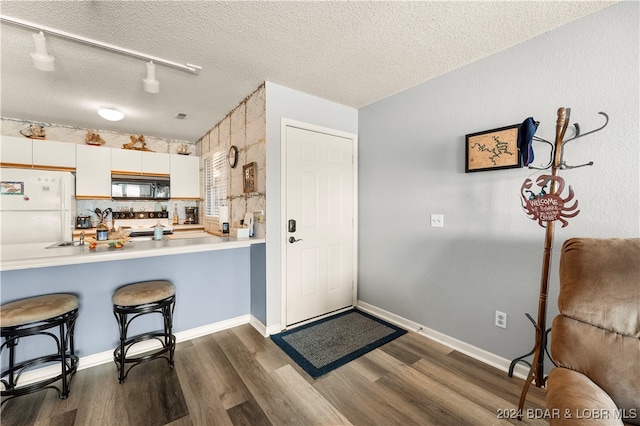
1,323 -> 548,425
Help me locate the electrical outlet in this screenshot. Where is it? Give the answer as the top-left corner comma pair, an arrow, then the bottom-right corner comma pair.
495,311 -> 507,329
430,214 -> 444,228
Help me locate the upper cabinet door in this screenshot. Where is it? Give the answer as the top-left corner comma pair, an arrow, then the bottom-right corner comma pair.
76,145 -> 111,199
142,151 -> 170,176
32,140 -> 76,170
0,136 -> 33,168
170,154 -> 200,199
111,148 -> 142,174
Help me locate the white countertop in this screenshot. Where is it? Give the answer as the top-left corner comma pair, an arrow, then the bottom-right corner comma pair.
0,235 -> 265,271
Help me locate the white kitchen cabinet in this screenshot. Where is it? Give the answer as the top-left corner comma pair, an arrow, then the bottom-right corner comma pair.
0,136 -> 32,167
170,154 -> 200,199
111,148 -> 141,174
32,140 -> 76,170
76,145 -> 111,199
111,149 -> 170,176
142,151 -> 170,176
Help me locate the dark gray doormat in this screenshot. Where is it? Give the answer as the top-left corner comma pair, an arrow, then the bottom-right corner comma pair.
271,309 -> 406,379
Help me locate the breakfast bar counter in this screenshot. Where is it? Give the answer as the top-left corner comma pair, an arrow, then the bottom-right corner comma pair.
0,235 -> 265,271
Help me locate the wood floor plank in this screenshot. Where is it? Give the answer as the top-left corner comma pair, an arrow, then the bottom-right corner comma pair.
173,341 -> 235,425
314,362 -> 425,425
226,398 -> 272,426
346,345 -> 415,382
62,362 -> 130,426
1,389 -> 47,426
270,364 -> 351,425
189,335 -> 252,412
231,324 -> 290,374
165,414 -> 193,426
410,358 -> 546,426
446,350 -> 547,407
379,363 -> 510,426
46,408 -> 77,426
119,358 -> 189,426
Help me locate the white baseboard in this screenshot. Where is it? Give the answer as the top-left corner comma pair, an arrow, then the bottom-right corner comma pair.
249,315 -> 268,337
356,301 -> 530,380
265,323 -> 282,336
6,314 -> 251,388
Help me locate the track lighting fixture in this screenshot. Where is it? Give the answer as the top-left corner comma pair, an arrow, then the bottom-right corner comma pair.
98,107 -> 124,122
1,14 -> 202,76
143,61 -> 160,94
30,31 -> 55,71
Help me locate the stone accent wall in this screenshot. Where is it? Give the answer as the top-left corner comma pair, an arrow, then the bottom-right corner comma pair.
196,84 -> 266,238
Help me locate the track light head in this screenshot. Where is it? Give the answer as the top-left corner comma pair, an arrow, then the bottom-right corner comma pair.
30,31 -> 55,71
143,61 -> 160,93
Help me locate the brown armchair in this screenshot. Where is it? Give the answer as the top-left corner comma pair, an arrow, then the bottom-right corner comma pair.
546,238 -> 640,425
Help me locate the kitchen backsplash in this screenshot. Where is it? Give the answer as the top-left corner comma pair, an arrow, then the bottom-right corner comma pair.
77,199 -> 199,226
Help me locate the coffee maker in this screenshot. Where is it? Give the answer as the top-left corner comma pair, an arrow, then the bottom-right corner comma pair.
184,206 -> 198,224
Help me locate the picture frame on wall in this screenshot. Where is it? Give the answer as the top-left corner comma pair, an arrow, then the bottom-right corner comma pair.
243,162 -> 257,193
465,124 -> 521,172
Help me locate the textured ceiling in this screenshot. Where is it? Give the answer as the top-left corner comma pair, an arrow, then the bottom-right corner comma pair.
0,1 -> 616,142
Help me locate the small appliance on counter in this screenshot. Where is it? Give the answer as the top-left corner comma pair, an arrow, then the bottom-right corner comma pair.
185,206 -> 198,224
76,216 -> 92,229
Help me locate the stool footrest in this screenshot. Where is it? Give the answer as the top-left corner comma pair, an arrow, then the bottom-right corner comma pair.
1,354 -> 78,401
113,332 -> 176,383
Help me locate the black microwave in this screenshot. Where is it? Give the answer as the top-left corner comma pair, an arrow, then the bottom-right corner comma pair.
111,175 -> 170,200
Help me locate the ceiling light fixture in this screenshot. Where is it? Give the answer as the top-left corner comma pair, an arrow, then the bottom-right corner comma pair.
98,107 -> 124,122
143,61 -> 160,94
30,31 -> 55,71
1,14 -> 202,74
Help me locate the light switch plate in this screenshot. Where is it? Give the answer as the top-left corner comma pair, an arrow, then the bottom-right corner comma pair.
430,214 -> 444,228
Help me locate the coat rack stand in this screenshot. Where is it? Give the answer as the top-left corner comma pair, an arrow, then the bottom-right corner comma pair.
510,107 -> 608,419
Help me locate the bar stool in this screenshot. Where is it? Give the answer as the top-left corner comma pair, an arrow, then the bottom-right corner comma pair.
112,280 -> 176,383
0,294 -> 79,404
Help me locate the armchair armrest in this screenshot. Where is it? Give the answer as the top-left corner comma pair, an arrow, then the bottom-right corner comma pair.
546,368 -> 624,425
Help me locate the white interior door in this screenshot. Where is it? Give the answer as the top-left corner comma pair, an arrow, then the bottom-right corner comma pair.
284,123 -> 356,327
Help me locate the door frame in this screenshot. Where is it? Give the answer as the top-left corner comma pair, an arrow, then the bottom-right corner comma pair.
280,118 -> 358,329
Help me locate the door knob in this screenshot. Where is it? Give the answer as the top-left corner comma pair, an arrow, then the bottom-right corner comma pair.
289,236 -> 303,243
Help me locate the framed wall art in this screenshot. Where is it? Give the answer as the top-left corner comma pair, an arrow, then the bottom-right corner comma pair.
465,124 -> 521,172
243,162 -> 257,193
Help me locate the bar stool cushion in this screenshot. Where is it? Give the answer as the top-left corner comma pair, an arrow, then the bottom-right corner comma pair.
1,294 -> 79,328
112,280 -> 175,307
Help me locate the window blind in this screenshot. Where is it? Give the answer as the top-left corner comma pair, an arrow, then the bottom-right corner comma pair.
203,149 -> 227,217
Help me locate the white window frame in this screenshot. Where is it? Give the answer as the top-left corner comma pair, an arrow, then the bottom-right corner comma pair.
203,148 -> 228,218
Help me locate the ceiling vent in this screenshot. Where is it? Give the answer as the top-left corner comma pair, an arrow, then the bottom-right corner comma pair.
175,113 -> 187,120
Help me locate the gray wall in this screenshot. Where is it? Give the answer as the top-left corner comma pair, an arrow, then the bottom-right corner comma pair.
265,82 -> 358,330
358,2 -> 639,364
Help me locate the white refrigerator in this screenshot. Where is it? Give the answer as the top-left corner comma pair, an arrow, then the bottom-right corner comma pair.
0,168 -> 76,245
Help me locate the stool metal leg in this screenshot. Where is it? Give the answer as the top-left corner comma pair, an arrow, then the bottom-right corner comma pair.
113,310 -> 128,384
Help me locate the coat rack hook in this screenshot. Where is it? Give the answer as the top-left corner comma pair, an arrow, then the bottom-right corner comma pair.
563,112 -> 609,144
